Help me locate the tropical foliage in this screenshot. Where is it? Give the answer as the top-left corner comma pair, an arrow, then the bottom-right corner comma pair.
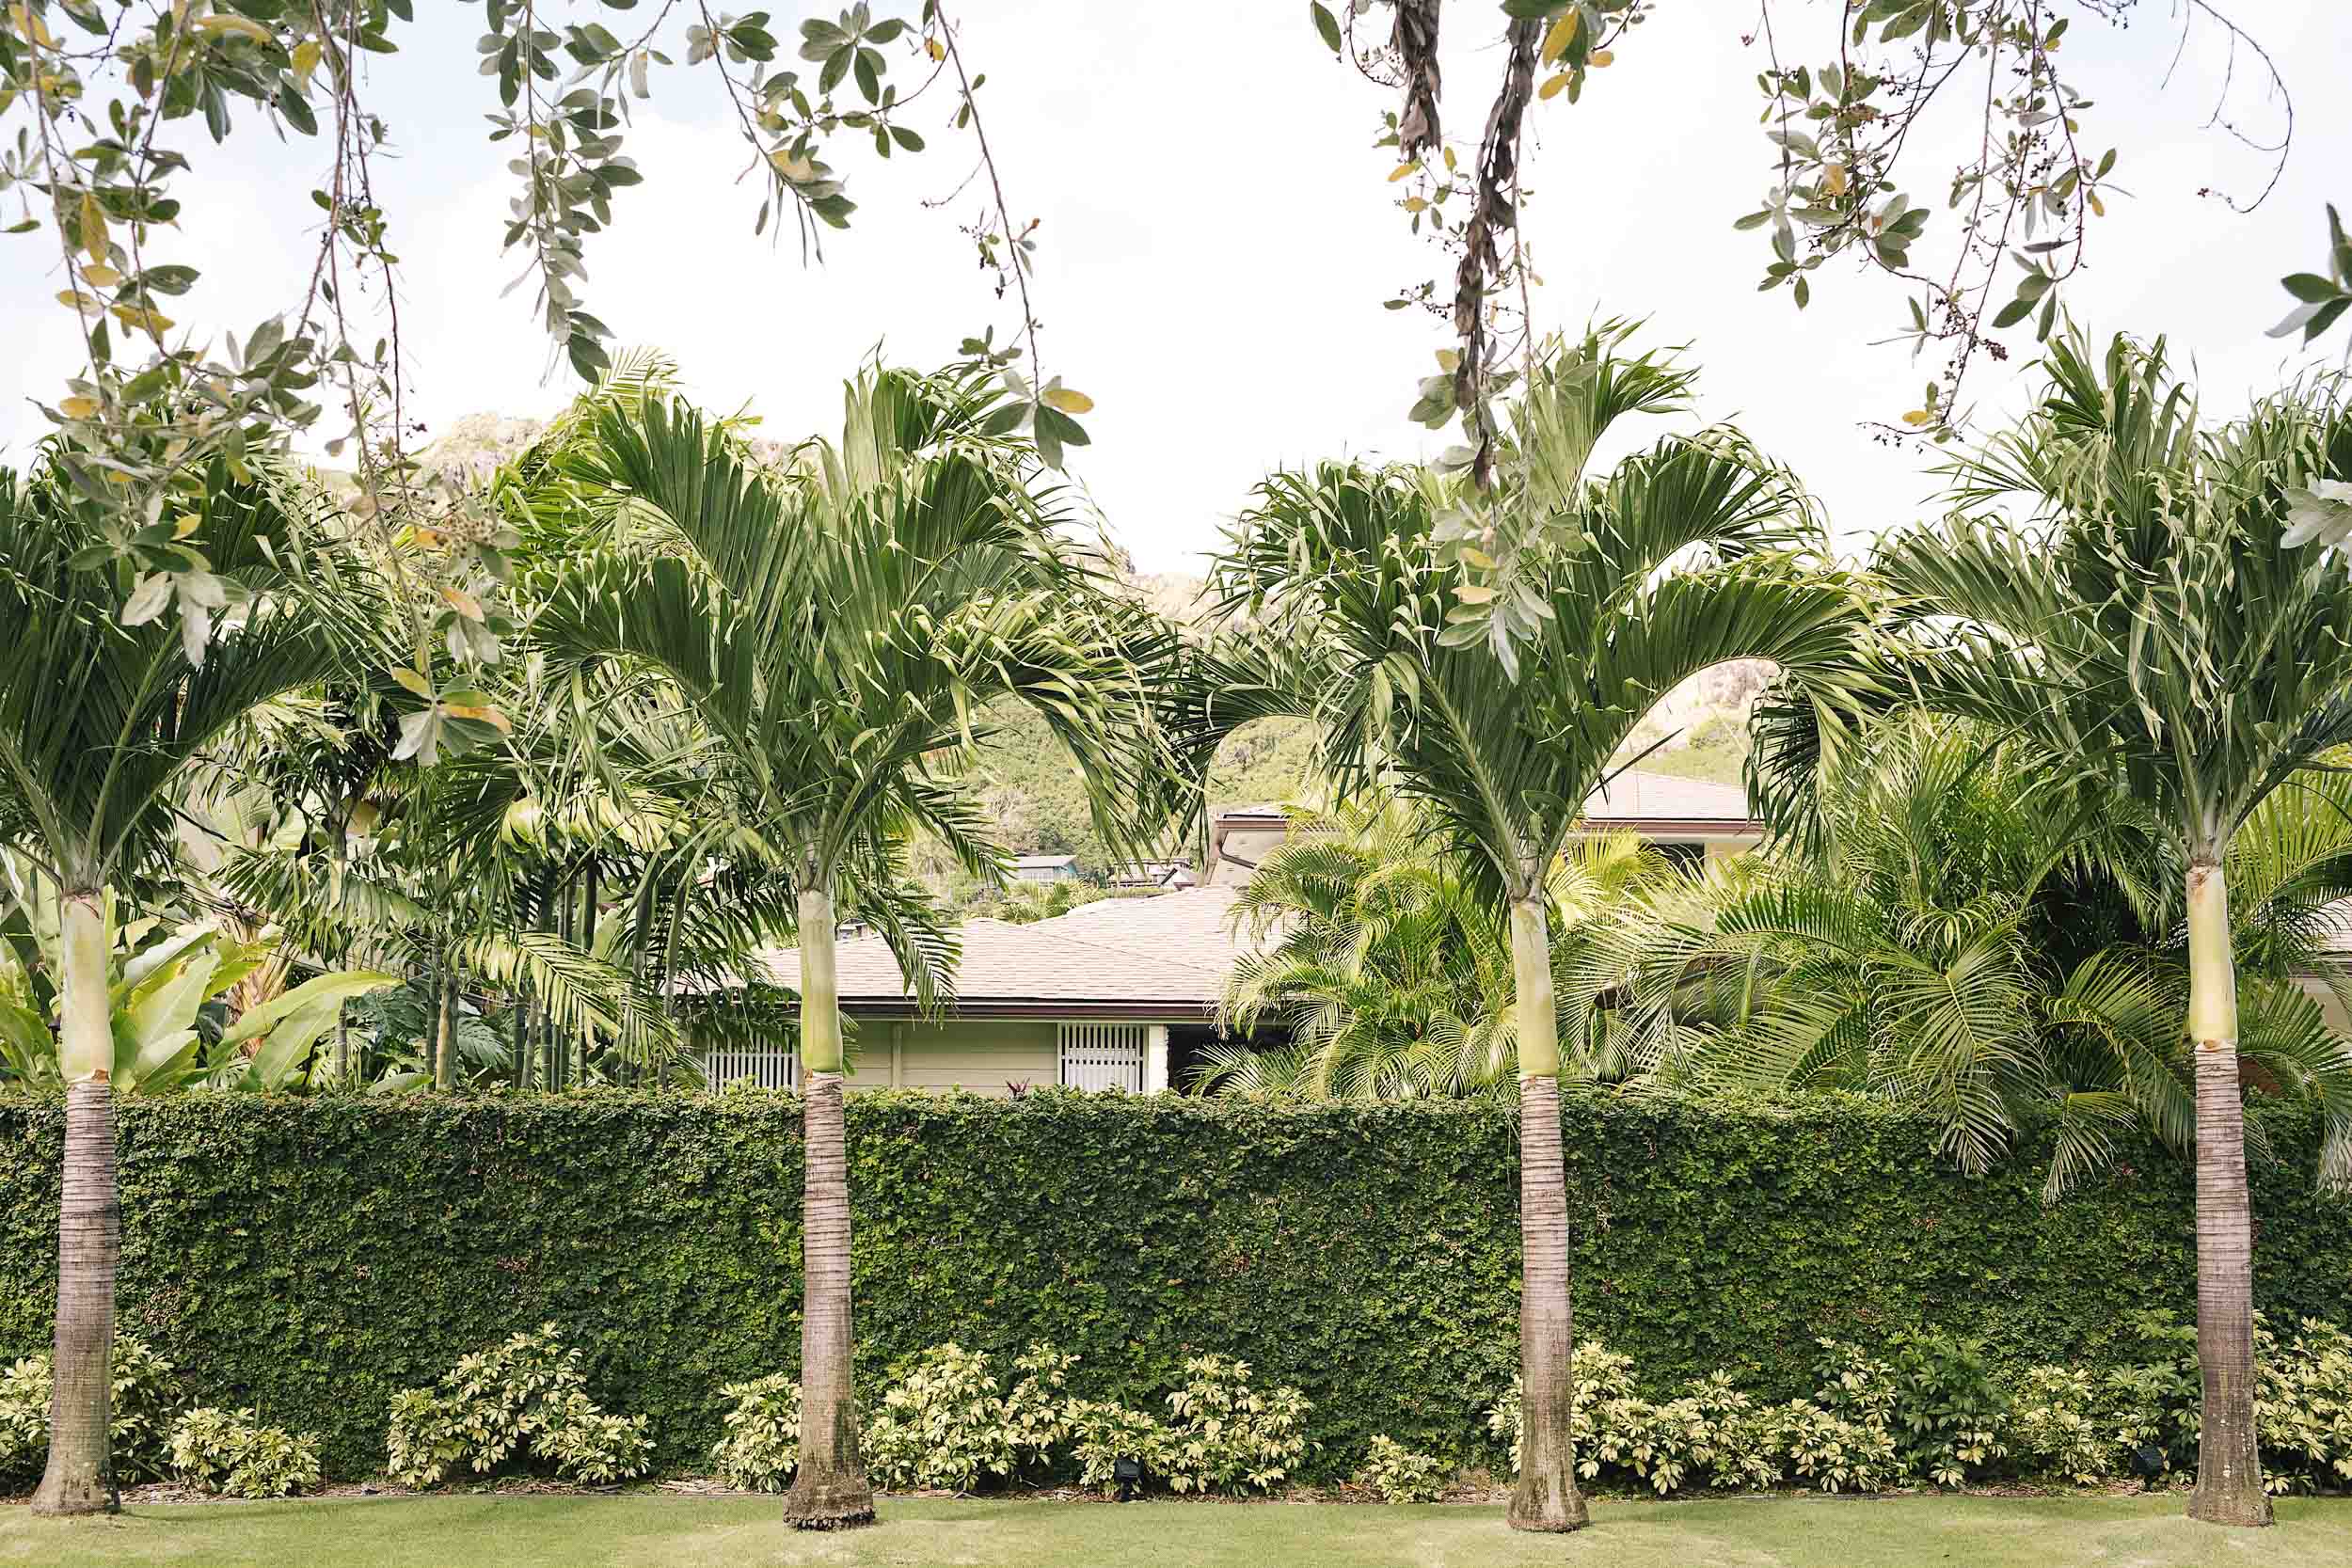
8,244 -> 2352,1544
1587,720 -> 2352,1200
0,895 -> 396,1096
1820,329 -> 2352,1523
1204,802 -> 1662,1099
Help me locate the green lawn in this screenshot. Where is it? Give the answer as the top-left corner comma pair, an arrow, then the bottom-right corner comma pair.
5,1492 -> 2348,1568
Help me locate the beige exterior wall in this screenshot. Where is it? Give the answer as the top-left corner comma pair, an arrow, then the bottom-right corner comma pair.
843,1017 -> 1058,1099
2297,976 -> 2352,1039
1208,824 -> 1287,886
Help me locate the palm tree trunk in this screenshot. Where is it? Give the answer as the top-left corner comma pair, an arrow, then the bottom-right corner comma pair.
1506,892 -> 1588,1533
514,990 -> 533,1092
580,860 -> 599,1085
330,812 -> 350,1084
2183,858 -> 2271,1526
556,866 -> 576,1092
784,880 -> 873,1530
539,867 -> 559,1092
433,968 -> 455,1092
33,889 -> 119,1517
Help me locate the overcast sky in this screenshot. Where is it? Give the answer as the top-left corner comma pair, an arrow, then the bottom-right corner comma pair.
4,2 -> 2346,572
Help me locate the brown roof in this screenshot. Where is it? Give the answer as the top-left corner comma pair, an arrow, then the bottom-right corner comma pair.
1581,769 -> 1757,830
760,887 -> 1249,1018
1214,772 -> 1759,835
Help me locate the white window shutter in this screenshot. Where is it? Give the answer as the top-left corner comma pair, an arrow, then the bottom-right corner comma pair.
1057,1022 -> 1145,1091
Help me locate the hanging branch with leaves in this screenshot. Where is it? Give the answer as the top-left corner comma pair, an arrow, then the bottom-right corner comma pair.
1306,0 -> 2289,657
922,1 -> 1092,468
0,0 -> 1074,706
1734,1 -> 2284,440
2274,204 -> 2352,347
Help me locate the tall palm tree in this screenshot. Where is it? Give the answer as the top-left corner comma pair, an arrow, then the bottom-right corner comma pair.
0,463 -> 365,1515
1862,329 -> 2352,1525
531,364 -> 1167,1529
1212,333 -> 1868,1532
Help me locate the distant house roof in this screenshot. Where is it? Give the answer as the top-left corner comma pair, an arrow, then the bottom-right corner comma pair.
760,773 -> 1756,1019
1579,769 -> 1758,834
760,887 -> 1249,1019
1209,772 -> 1759,843
1109,860 -> 1198,889
1010,854 -> 1079,870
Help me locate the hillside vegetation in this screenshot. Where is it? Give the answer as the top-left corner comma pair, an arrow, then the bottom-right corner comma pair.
934,581 -> 1763,890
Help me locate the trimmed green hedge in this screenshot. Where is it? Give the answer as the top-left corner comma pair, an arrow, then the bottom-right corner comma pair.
1,1091 -> 2346,1482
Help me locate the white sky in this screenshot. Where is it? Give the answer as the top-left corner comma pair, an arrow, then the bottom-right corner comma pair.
4,2 -> 2347,572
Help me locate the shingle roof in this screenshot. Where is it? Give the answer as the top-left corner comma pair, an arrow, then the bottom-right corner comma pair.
1214,773 -> 1758,832
1581,769 -> 1756,828
759,887 -> 1249,1015
764,770 -> 1752,1017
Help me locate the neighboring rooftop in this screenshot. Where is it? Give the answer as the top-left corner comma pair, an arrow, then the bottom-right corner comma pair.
1109,860 -> 1199,890
1580,769 -> 1757,831
763,770 -> 1758,1016
1210,771 -> 1758,841
760,886 -> 1249,1018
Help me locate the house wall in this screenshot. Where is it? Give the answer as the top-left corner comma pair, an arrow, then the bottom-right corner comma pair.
2297,976 -> 2352,1039
843,1017 -> 1059,1098
1208,824 -> 1286,886
1605,832 -> 1760,866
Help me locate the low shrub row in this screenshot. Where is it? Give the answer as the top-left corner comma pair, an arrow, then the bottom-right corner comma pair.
709,1343 -> 1311,1497
10,1313 -> 2346,1501
1,1336 -> 323,1498
1479,1315 -> 2352,1498
2,1091 -> 2349,1481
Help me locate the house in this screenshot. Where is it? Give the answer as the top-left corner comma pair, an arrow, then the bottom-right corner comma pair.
741,886 -> 1251,1096
720,770 -> 1764,1095
1109,860 -> 1199,891
1205,769 -> 1762,884
1009,854 -> 1082,883
1576,770 -> 1763,868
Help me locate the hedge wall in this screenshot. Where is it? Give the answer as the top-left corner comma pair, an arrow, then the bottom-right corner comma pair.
2,1090 -> 2347,1482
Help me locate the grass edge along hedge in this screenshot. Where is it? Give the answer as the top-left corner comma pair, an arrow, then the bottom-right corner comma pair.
1,1090 -> 2346,1482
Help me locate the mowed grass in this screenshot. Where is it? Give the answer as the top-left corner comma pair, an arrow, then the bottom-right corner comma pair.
5,1492 -> 2349,1568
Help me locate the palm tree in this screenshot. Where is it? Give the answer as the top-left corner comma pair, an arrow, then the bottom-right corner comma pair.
0,463 -> 364,1514
1212,332 -> 1868,1532
531,363 -> 1168,1529
1862,329 -> 2352,1525
211,665 -> 763,1091
1613,718 -> 2352,1201
1207,801 -> 1661,1098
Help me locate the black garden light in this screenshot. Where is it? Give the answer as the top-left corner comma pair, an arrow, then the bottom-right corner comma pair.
2129,1444 -> 2167,1488
1111,1454 -> 1144,1502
